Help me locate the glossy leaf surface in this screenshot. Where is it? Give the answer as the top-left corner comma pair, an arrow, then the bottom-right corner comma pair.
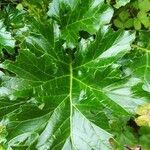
0,0 -> 149,149
1,18 -> 141,150
0,21 -> 15,54
47,0 -> 113,45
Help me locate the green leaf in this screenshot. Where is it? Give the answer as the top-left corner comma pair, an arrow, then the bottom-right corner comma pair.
139,127 -> 150,149
137,11 -> 147,22
114,0 -> 130,9
114,19 -> 124,28
0,14 -> 141,148
47,0 -> 113,46
111,120 -> 139,147
138,0 -> 150,12
141,18 -> 150,29
132,1 -> 139,9
1,1 -> 149,149
119,11 -> 129,22
0,21 -> 15,54
131,31 -> 150,83
137,11 -> 150,28
16,4 -> 23,11
125,18 -> 134,29
134,18 -> 141,30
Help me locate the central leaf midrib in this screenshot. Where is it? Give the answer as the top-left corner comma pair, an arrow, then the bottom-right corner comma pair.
69,61 -> 74,146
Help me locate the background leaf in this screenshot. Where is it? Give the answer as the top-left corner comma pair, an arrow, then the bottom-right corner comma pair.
0,21 -> 15,54
47,0 -> 113,46
0,0 -> 150,149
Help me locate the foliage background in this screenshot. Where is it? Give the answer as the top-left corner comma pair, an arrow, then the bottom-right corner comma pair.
0,0 -> 150,149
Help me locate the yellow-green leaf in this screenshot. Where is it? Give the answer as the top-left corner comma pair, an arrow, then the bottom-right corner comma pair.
135,104 -> 150,126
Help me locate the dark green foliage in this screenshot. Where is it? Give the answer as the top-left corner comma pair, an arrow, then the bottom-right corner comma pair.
112,0 -> 150,30
0,0 -> 150,149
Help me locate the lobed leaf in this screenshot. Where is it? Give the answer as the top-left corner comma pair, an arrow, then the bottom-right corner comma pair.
0,0 -> 149,149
